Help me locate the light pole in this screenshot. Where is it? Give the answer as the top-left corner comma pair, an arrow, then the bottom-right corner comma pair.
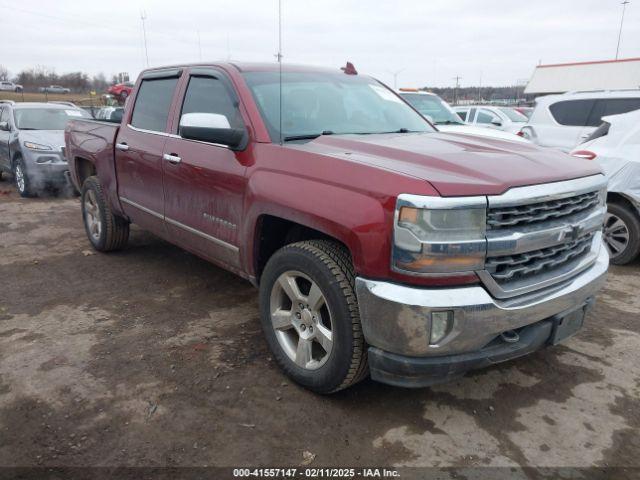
387,69 -> 405,90
616,1 -> 630,60
452,75 -> 461,105
141,10 -> 149,67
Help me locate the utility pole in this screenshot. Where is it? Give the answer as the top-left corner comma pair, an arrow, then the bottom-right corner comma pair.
616,1 -> 630,59
141,10 -> 149,67
452,75 -> 461,105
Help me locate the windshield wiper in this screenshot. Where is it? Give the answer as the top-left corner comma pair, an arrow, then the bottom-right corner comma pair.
283,130 -> 334,142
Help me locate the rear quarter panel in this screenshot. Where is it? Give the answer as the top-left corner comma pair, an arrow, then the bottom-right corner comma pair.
65,119 -> 124,216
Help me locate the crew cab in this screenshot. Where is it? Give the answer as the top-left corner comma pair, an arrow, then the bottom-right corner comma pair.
65,63 -> 609,393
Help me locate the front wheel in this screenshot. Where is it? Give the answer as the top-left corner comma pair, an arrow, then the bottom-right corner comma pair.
13,157 -> 34,197
259,240 -> 368,394
604,202 -> 640,265
81,176 -> 130,251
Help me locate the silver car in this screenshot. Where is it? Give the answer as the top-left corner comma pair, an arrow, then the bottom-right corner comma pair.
0,101 -> 89,197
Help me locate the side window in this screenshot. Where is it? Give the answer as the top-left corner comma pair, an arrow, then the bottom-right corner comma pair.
549,99 -> 595,126
130,77 -> 179,132
586,98 -> 640,127
457,110 -> 467,121
476,109 -> 497,124
180,75 -> 244,130
0,107 -> 7,123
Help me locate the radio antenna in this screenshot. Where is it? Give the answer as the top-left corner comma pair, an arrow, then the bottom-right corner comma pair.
277,0 -> 283,145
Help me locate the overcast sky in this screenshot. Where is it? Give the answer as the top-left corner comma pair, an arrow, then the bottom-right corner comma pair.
1,0 -> 639,88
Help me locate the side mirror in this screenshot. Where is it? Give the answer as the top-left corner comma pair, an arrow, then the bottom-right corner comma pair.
179,113 -> 244,148
0,121 -> 9,132
491,120 -> 502,127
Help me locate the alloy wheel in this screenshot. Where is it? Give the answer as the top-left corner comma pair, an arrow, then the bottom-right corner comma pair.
269,270 -> 333,370
14,164 -> 25,193
84,189 -> 102,241
603,212 -> 630,260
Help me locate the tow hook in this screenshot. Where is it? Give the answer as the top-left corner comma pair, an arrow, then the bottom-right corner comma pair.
501,330 -> 520,343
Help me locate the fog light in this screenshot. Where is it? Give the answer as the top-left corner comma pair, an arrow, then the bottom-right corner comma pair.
430,311 -> 453,345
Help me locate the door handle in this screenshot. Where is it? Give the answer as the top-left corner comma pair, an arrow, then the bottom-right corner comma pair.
115,142 -> 129,152
163,153 -> 182,164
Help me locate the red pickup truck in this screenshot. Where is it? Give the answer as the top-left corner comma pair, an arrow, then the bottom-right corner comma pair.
65,62 -> 609,393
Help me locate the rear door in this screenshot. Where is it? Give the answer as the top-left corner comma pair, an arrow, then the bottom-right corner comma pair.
161,68 -> 248,270
115,69 -> 181,233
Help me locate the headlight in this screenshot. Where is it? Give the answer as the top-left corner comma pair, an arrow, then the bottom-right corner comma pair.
24,142 -> 53,151
392,194 -> 487,274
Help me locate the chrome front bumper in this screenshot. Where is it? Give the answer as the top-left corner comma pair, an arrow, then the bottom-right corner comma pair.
355,245 -> 608,358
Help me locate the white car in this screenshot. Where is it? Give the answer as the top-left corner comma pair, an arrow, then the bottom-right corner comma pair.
453,105 -> 528,134
398,90 -> 528,143
571,109 -> 640,264
0,81 -> 23,92
522,90 -> 640,152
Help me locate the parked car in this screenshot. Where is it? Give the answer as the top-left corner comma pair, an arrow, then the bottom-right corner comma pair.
514,106 -> 533,119
398,90 -> 529,143
454,105 -> 528,134
94,106 -> 124,123
39,85 -> 71,94
571,109 -> 640,264
0,100 -> 89,196
0,81 -> 23,92
107,82 -> 134,102
521,90 -> 640,152
65,62 -> 608,393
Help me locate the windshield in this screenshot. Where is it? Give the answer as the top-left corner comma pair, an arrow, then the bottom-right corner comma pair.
243,72 -> 433,141
14,108 -> 88,130
498,107 -> 528,123
399,93 -> 464,125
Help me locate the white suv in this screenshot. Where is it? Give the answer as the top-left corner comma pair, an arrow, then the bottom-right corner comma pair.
521,90 -> 640,152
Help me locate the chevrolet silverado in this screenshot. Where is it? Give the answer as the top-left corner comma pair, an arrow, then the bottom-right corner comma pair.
65,63 -> 608,393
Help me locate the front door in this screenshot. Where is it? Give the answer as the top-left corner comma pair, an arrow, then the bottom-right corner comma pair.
0,107 -> 11,171
115,71 -> 181,233
162,69 -> 248,270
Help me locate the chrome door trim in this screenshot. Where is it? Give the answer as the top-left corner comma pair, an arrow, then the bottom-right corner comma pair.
120,196 -> 163,220
119,196 -> 238,253
127,124 -> 181,139
164,216 -> 239,252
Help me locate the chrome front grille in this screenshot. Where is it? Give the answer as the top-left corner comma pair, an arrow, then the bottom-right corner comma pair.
487,191 -> 600,229
485,233 -> 595,283
479,175 -> 608,299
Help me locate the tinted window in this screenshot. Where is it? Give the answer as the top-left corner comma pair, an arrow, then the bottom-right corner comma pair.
457,110 -> 467,121
130,77 -> 178,132
0,107 -> 8,123
586,98 -> 640,127
180,75 -> 243,129
549,99 -> 595,126
582,122 -> 610,143
468,108 -> 477,122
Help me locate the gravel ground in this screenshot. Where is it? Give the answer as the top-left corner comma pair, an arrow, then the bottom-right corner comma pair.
0,179 -> 638,479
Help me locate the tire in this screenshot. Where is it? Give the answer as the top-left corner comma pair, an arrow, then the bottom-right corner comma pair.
604,202 -> 640,265
259,240 -> 368,394
13,156 -> 34,198
81,175 -> 129,251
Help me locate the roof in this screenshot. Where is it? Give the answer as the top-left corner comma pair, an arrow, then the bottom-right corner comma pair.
524,57 -> 640,95
143,61 -> 343,75
3,102 -> 70,109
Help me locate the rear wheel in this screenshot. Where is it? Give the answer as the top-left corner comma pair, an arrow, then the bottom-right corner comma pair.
81,176 -> 129,251
259,240 -> 368,394
604,202 -> 640,265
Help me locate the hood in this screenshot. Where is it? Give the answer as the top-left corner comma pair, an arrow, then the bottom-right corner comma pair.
287,132 -> 602,196
19,130 -> 65,151
437,124 -> 529,143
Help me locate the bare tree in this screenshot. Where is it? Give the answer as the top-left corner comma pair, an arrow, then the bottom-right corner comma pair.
0,65 -> 9,82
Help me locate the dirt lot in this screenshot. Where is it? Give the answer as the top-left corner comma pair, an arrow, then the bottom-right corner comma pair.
0,179 -> 638,478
